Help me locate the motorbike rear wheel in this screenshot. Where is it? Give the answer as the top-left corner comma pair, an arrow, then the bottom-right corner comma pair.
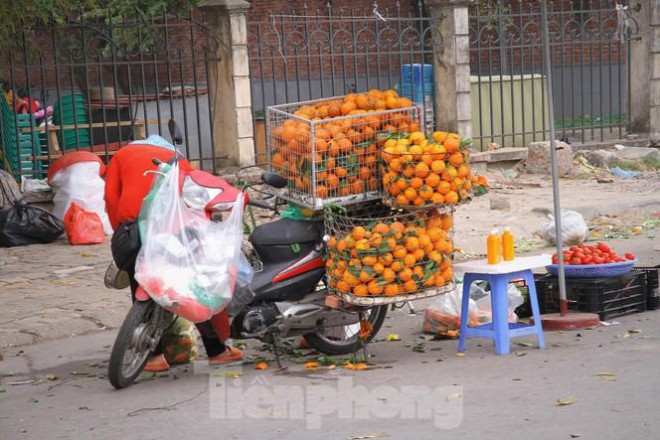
108,300 -> 172,389
303,305 -> 388,355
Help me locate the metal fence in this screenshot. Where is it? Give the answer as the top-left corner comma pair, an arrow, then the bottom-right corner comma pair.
247,1 -> 437,163
0,12 -> 220,181
469,0 -> 639,150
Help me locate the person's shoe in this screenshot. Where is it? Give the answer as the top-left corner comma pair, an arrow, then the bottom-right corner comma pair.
144,354 -> 170,372
208,346 -> 244,365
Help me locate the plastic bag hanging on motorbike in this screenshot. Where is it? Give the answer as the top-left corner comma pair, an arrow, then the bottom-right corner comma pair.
134,163 -> 245,323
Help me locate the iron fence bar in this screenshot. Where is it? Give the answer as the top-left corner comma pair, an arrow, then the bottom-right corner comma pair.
317,43 -> 325,97
177,48 -> 191,157
279,16 -> 290,103
597,5 -> 604,142
137,21 -> 150,137
189,11 -> 204,162
558,0 -> 565,142
151,49 -> 163,137
109,12 -> 123,149
607,35 -> 613,134
7,52 -> 21,180
164,13 -> 176,124
351,11 -> 359,93
204,49 -> 216,174
38,54 -> 49,166
304,6 -> 313,101
517,0 -> 525,147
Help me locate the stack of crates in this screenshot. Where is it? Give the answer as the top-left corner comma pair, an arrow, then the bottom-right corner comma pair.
398,64 -> 434,133
635,265 -> 660,311
0,94 -> 48,180
534,271 -> 648,321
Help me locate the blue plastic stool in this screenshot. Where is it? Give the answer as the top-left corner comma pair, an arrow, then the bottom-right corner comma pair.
457,269 -> 545,355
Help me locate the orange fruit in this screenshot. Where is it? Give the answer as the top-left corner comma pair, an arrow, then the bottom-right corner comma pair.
425,172 -> 440,188
448,151 -> 464,166
383,284 -> 400,297
418,185 -> 434,200
457,164 -> 469,178
444,133 -> 461,152
353,284 -> 369,296
393,246 -> 407,259
431,193 -> 444,204
359,270 -> 373,283
412,197 -> 424,207
327,173 -> 339,189
340,100 -> 357,115
352,226 -> 367,240
404,188 -> 417,201
402,166 -> 415,179
445,191 -> 459,204
395,194 -> 409,206
432,131 -> 449,143
373,222 -> 389,235
382,268 -> 396,283
414,162 -> 430,178
316,184 -> 328,198
413,248 -> 425,262
441,214 -> 453,230
437,180 -> 451,195
404,236 -> 420,251
431,160 -> 446,174
390,261 -> 404,273
434,274 -> 446,287
372,263 -> 385,275
402,279 -> 418,293
389,158 -> 403,172
403,253 -> 416,267
409,177 -> 423,189
343,272 -> 359,287
367,280 -> 384,295
379,253 -> 394,267
336,280 -> 350,292
399,267 -> 413,282
362,255 -> 377,267
359,166 -> 372,180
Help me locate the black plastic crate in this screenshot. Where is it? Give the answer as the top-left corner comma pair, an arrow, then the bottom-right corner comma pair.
534,271 -> 647,321
635,265 -> 660,311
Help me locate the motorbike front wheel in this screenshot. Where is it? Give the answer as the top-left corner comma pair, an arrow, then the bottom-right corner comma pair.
108,300 -> 172,389
303,305 -> 388,355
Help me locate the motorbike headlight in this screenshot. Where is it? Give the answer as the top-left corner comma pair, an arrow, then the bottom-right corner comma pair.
182,176 -> 222,210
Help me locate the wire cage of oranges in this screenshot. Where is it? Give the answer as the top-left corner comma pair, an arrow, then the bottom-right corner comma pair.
380,130 -> 474,210
267,91 -> 422,211
325,202 -> 455,306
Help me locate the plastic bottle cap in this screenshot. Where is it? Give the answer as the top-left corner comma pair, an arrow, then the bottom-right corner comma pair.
490,229 -> 499,235
503,227 -> 511,232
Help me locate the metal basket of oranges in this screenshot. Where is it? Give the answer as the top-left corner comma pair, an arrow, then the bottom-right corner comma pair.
324,202 -> 455,306
380,131 -> 474,210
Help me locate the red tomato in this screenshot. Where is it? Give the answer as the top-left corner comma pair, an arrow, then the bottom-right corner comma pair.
570,257 -> 582,265
552,254 -> 559,264
625,253 -> 636,260
582,256 -> 593,265
592,257 -> 604,264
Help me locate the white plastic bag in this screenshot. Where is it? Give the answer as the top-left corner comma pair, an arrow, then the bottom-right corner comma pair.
542,209 -> 588,245
49,161 -> 113,235
135,163 -> 245,323
423,282 -> 523,335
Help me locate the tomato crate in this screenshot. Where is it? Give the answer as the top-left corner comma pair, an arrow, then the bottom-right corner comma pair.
324,202 -> 455,306
635,265 -> 660,310
266,94 -> 422,211
534,271 -> 647,320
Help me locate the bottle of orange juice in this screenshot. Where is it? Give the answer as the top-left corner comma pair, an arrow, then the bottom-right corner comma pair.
502,227 -> 515,261
487,229 -> 502,264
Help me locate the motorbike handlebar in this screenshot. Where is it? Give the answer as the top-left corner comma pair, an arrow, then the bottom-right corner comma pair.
247,199 -> 276,211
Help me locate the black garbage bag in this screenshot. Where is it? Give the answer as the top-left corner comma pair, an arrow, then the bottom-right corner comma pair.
0,202 -> 65,247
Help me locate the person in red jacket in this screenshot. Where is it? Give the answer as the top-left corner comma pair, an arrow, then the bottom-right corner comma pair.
105,142 -> 243,372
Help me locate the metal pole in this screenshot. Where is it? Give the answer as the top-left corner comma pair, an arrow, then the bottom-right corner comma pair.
541,0 -> 568,315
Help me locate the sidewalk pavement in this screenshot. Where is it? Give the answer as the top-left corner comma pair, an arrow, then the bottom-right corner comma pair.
1,170 -> 659,349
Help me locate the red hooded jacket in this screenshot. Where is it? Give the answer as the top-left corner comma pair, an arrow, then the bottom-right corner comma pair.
104,145 -> 191,230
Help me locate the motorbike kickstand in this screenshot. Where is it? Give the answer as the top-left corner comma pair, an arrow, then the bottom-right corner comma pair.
268,332 -> 288,371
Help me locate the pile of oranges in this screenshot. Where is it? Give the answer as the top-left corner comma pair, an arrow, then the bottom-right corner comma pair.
326,211 -> 454,298
269,89 -> 420,201
381,130 -> 473,208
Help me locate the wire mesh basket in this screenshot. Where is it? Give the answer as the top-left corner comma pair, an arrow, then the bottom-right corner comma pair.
380,131 -> 473,210
266,94 -> 422,211
324,201 -> 455,305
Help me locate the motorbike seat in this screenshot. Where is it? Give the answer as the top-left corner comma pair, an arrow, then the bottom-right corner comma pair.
249,218 -> 321,246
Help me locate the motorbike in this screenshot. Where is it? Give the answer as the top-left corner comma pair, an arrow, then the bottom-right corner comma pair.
106,121 -> 387,389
